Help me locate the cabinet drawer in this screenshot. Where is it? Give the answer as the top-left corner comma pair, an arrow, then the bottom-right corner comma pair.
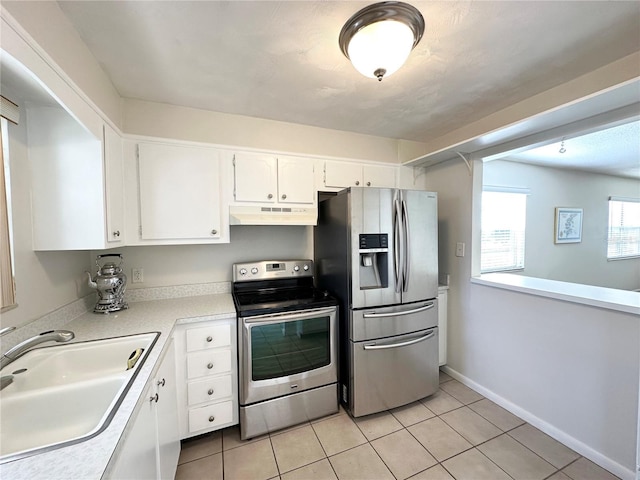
188,400 -> 234,433
187,375 -> 233,406
186,324 -> 231,352
186,350 -> 232,379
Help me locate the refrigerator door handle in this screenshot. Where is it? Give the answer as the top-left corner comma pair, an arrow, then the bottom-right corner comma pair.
401,198 -> 410,292
363,330 -> 435,350
393,197 -> 402,293
363,302 -> 435,318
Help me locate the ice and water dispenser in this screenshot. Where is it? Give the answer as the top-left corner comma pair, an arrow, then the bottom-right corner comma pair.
358,234 -> 389,289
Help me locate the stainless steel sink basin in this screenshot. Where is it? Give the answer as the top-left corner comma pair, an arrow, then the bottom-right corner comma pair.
0,332 -> 159,462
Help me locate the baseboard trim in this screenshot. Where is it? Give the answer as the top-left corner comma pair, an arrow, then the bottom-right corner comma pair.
441,365 -> 636,480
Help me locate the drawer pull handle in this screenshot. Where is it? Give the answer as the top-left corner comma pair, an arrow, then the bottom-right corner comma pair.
208,388 -> 214,395
209,416 -> 215,422
206,336 -> 213,342
207,362 -> 214,369
150,393 -> 159,403
157,378 -> 165,387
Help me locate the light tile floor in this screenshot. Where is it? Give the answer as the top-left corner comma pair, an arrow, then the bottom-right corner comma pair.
175,371 -> 621,480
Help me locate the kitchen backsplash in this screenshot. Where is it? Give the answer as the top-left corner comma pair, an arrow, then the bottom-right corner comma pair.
125,281 -> 231,302
0,281 -> 231,356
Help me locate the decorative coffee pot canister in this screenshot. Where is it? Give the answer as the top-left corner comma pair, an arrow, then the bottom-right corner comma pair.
86,254 -> 129,314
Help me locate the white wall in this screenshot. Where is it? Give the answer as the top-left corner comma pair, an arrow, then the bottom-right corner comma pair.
96,225 -> 313,289
484,160 -> 640,290
123,99 -> 405,164
425,158 -> 639,478
1,102 -> 92,330
2,1 -> 122,127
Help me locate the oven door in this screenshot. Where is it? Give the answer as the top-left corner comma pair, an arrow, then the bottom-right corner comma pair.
239,306 -> 337,406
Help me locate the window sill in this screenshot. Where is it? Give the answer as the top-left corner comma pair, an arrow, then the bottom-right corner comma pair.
607,255 -> 640,261
471,273 -> 640,315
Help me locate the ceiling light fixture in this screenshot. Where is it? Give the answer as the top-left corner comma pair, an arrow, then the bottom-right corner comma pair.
339,1 -> 425,81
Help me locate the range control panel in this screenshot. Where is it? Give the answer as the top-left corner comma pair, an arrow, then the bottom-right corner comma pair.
233,260 -> 313,282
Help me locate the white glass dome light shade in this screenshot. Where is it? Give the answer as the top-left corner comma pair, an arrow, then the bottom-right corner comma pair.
347,20 -> 415,80
338,2 -> 425,81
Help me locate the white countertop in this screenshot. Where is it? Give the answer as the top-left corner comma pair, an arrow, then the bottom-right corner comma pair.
473,273 -> 640,315
0,293 -> 236,480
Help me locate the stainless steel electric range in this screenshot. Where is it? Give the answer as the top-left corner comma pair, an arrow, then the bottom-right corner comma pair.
232,259 -> 339,440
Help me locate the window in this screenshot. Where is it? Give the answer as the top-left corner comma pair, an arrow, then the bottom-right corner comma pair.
481,189 -> 527,273
0,117 -> 16,310
607,197 -> 640,259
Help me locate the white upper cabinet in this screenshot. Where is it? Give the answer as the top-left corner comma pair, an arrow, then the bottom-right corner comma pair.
28,105 -> 125,250
137,142 -> 225,242
233,153 -> 278,203
276,156 -> 316,204
233,152 -> 315,204
324,160 -> 397,189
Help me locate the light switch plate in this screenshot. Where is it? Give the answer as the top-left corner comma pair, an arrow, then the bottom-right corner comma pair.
455,242 -> 465,257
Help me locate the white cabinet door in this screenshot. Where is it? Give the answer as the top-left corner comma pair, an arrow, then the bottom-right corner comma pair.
277,157 -> 315,204
104,123 -> 125,244
109,341 -> 180,480
325,161 -> 363,188
109,383 -> 157,480
364,164 -> 397,188
324,161 -> 398,189
155,340 -> 180,480
438,288 -> 448,366
138,143 -> 222,240
29,106 -> 106,250
234,152 -> 278,203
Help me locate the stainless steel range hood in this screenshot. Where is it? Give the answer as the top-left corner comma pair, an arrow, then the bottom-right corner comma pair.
229,205 -> 317,226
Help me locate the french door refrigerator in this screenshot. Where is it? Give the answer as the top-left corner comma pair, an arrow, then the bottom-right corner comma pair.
315,187 -> 439,417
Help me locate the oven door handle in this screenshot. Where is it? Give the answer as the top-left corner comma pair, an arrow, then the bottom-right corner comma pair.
242,306 -> 337,324
363,330 -> 435,350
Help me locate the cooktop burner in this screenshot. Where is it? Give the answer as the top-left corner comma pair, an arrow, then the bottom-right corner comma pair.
232,260 -> 337,317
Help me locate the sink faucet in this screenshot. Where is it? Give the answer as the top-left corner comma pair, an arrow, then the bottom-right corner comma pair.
0,330 -> 75,370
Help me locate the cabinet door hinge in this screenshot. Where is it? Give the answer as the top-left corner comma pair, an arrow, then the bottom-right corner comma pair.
139,225 -> 143,236
232,154 -> 236,199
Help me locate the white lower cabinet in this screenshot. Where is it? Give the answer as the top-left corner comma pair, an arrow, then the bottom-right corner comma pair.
174,316 -> 238,439
109,340 -> 180,480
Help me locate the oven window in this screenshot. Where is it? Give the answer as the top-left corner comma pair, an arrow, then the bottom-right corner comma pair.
250,315 -> 330,381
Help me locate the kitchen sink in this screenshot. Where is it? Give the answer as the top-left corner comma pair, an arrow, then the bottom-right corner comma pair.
0,332 -> 159,462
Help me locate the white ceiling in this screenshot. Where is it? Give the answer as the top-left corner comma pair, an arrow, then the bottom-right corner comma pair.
10,1 -> 640,178
504,120 -> 640,179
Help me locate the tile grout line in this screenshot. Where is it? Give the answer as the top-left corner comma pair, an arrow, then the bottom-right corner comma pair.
504,427 -> 576,476
267,435 -> 281,479
350,413 -> 399,479
308,420 -> 343,480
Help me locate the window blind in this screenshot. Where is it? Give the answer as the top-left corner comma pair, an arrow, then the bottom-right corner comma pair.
481,191 -> 527,273
607,198 -> 640,259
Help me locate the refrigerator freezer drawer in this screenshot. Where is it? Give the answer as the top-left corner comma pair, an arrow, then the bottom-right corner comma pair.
350,327 -> 439,417
351,299 -> 438,342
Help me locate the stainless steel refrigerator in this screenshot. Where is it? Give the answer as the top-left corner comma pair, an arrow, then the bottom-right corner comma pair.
314,187 -> 439,417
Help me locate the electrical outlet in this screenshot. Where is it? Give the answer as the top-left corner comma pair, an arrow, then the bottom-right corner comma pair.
132,268 -> 144,283
455,242 -> 465,257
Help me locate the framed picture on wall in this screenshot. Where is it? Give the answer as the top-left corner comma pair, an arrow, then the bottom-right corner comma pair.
555,207 -> 583,244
